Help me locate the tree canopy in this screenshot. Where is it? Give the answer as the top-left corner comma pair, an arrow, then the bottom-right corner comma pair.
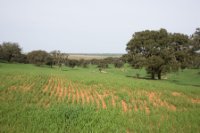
27,50 -> 50,66
50,50 -> 69,67
126,29 -> 189,79
0,42 -> 22,62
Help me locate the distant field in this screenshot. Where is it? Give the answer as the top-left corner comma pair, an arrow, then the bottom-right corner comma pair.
68,53 -> 123,60
0,63 -> 200,132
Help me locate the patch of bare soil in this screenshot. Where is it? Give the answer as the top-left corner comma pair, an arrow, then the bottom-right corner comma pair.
55,79 -> 60,98
171,91 -> 200,104
111,95 -> 116,107
22,83 -> 35,91
84,90 -> 90,104
80,90 -> 85,105
8,86 -> 17,91
43,78 -> 51,92
59,79 -> 67,102
191,98 -> 200,104
72,89 -> 76,104
93,92 -> 100,108
121,100 -> 128,112
134,104 -> 138,112
67,89 -> 71,103
131,98 -> 147,112
43,100 -> 50,108
50,79 -> 56,97
87,90 -> 94,104
58,85 -> 63,101
148,92 -> 176,111
76,89 -> 80,103
172,92 -> 181,97
95,91 -> 107,109
144,101 -> 150,114
63,87 -> 67,101
158,115 -> 166,128
126,129 -> 135,133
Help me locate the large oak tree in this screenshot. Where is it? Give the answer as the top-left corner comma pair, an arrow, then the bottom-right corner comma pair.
126,29 -> 189,79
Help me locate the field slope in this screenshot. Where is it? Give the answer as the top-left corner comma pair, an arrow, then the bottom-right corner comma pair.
0,63 -> 200,132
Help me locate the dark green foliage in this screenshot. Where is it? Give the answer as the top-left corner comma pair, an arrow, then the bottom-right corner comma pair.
50,50 -> 68,67
0,42 -> 22,62
126,29 -> 189,79
175,51 -> 190,70
103,57 -> 115,64
191,55 -> 200,68
89,57 -> 125,69
128,54 -> 145,69
65,59 -> 79,68
90,59 -> 109,71
45,56 -> 54,68
146,56 -> 165,79
114,59 -> 124,68
78,59 -> 89,68
11,54 -> 28,63
190,28 -> 200,52
97,60 -> 109,72
188,28 -> 200,68
27,50 -> 50,66
90,59 -> 100,65
82,61 -> 89,68
121,54 -> 129,63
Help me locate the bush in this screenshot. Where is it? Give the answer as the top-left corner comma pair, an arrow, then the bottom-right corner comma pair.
65,59 -> 79,68
78,59 -> 89,68
114,59 -> 124,68
97,61 -> 108,72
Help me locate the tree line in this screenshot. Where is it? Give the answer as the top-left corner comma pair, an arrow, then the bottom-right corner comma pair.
0,43 -> 124,70
0,28 -> 199,79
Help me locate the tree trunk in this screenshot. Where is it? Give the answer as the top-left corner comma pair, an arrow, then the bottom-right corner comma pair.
158,72 -> 161,80
8,54 -> 12,62
151,72 -> 155,79
99,68 -> 102,72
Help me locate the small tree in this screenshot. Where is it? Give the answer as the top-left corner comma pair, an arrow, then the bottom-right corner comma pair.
50,50 -> 68,67
27,50 -> 50,66
78,59 -> 89,68
11,54 -> 28,63
45,55 -> 53,68
66,59 -> 78,68
114,59 -> 124,68
1,42 -> 22,62
97,60 -> 108,72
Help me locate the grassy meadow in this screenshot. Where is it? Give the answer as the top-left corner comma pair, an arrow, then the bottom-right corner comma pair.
0,63 -> 200,132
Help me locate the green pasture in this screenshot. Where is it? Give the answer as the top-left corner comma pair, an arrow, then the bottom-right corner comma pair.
0,63 -> 199,133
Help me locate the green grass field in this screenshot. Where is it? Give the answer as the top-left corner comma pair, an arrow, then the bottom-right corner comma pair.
0,63 -> 200,133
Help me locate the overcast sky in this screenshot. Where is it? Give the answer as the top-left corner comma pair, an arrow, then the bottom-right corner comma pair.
0,0 -> 200,53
